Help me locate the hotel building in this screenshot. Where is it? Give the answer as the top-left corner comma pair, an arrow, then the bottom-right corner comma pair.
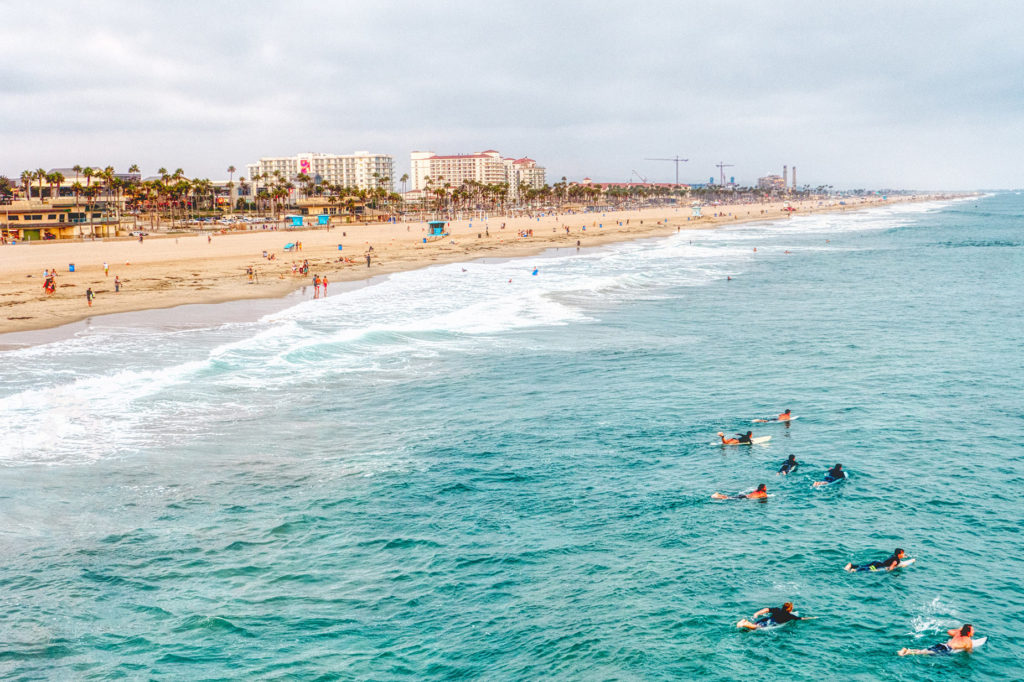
410,150 -> 546,197
246,152 -> 394,191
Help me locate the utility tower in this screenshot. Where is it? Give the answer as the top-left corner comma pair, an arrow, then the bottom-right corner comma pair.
645,156 -> 689,185
715,162 -> 735,186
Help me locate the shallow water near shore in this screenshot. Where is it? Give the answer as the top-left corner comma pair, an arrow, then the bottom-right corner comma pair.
1,194 -> 1021,679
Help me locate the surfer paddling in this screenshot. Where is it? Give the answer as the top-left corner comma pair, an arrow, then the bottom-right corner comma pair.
845,548 -> 907,572
812,463 -> 846,487
711,484 -> 768,500
899,624 -> 978,656
718,431 -> 754,444
736,602 -> 814,630
778,455 -> 799,475
754,409 -> 793,423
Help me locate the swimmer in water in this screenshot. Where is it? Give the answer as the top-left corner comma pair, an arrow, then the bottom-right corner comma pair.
778,455 -> 799,475
736,602 -> 812,630
711,484 -> 767,500
899,624 -> 976,656
812,463 -> 846,487
845,548 -> 906,572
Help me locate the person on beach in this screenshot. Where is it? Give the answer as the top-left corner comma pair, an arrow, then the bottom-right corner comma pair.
321,275 -> 328,294
313,274 -> 320,298
813,464 -> 846,486
737,602 -> 811,629
778,455 -> 799,475
366,253 -> 371,267
114,275 -> 121,293
845,548 -> 906,572
103,262 -> 109,276
86,288 -> 95,307
718,431 -> 754,444
899,624 -> 976,656
711,484 -> 768,500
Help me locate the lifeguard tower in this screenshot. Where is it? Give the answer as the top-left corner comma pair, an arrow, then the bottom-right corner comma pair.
285,215 -> 304,227
690,202 -> 703,218
427,220 -> 448,240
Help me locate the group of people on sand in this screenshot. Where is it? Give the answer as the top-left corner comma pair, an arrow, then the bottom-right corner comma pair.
715,409 -> 982,656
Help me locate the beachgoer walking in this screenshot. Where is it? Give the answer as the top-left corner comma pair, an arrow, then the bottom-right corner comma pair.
313,275 -> 320,298
103,262 -> 109,276
86,288 -> 95,307
366,253 -> 371,267
114,275 -> 121,293
322,276 -> 328,294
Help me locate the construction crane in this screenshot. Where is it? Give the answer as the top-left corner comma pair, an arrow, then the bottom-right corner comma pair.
715,162 -> 735,186
631,169 -> 649,184
645,155 -> 689,185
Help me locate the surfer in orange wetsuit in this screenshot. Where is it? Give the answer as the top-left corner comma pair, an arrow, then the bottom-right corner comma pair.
712,484 -> 767,500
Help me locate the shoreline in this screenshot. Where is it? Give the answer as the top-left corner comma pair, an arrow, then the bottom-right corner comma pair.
0,196 -> 956,343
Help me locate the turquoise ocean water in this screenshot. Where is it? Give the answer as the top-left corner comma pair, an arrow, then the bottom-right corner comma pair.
1,194 -> 1021,679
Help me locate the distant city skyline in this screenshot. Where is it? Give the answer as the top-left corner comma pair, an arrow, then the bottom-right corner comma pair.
2,1 -> 1021,190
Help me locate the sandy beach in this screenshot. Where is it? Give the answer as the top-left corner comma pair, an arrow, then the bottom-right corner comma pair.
0,197 -> 933,335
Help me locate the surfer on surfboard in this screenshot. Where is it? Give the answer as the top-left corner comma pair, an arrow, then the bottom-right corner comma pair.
754,409 -> 793,423
718,431 -> 754,444
845,548 -> 906,572
899,624 -> 978,655
812,463 -> 847,487
736,602 -> 813,630
711,484 -> 767,500
778,455 -> 799,475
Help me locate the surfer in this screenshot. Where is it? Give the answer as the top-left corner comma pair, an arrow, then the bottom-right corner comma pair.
813,463 -> 846,487
778,455 -> 799,475
736,602 -> 811,630
899,624 -> 977,656
712,484 -> 767,500
754,409 -> 792,423
845,548 -> 906,572
717,431 -> 754,444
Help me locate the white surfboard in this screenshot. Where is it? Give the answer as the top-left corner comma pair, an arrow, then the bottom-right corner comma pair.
812,473 -> 849,487
752,416 -> 800,423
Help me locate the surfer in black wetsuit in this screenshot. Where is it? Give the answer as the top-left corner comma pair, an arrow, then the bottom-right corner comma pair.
736,431 -> 754,444
778,455 -> 799,475
845,548 -> 906,572
813,463 -> 847,487
736,602 -> 811,630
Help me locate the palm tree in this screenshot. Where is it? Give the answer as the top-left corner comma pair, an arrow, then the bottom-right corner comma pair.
128,163 -> 140,175
83,167 -> 94,190
35,168 -> 47,201
227,165 -> 236,184
400,173 -> 409,194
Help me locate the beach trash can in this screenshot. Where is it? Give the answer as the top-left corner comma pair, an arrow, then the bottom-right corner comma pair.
422,237 -> 427,243
69,264 -> 75,272
337,244 -> 343,250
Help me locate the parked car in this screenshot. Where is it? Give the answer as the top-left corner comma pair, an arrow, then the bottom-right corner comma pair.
128,231 -> 150,236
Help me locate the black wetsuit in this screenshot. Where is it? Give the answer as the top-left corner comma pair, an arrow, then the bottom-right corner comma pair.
822,467 -> 846,483
755,607 -> 800,627
736,433 -> 753,444
850,553 -> 900,572
779,458 -> 798,474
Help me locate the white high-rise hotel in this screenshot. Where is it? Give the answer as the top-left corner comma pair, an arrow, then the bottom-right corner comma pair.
246,152 -> 393,191
410,150 -> 546,196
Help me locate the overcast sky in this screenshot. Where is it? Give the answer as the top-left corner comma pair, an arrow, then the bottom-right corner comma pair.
2,1 -> 1021,189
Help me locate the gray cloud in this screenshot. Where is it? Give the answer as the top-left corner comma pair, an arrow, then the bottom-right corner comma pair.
1,0 -> 1021,188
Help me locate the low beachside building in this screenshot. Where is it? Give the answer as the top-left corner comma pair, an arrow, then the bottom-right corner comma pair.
1,200 -> 118,240
246,152 -> 394,191
409,150 -> 547,196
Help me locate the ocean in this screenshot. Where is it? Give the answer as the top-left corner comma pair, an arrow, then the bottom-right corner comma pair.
1,194 -> 1021,679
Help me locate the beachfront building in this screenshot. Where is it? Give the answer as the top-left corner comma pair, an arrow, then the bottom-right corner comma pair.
246,152 -> 393,191
409,150 -> 546,197
1,199 -> 118,241
757,174 -> 786,191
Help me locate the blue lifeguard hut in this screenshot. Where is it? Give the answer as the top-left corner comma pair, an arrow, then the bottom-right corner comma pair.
285,215 -> 304,227
428,220 -> 447,237
317,214 -> 329,226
